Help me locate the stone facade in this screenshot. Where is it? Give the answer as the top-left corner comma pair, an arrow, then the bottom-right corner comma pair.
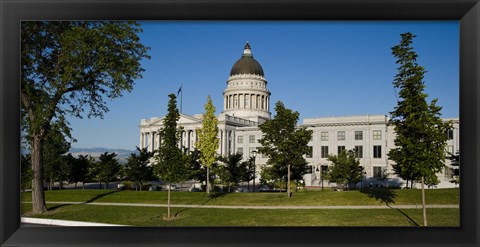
139,42 -> 460,189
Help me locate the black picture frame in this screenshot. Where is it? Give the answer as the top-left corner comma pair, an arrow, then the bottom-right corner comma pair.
1,0 -> 478,246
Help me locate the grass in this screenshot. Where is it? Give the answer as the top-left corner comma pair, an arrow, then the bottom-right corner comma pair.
20,188 -> 459,226
21,188 -> 459,206
21,203 -> 459,226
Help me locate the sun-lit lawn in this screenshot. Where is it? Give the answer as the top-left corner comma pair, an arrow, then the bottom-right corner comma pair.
20,188 -> 459,206
21,203 -> 459,227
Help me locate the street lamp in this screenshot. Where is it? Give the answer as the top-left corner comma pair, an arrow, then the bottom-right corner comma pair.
252,150 -> 257,192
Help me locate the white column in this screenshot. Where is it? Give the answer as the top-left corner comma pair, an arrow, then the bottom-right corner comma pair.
140,132 -> 144,149
150,132 -> 155,152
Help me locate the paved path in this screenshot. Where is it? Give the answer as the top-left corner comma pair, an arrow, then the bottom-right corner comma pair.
22,201 -> 459,209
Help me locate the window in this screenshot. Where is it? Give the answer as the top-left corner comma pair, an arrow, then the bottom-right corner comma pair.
249,147 -> 255,155
321,165 -> 329,174
321,146 -> 329,158
446,129 -> 454,140
307,146 -> 313,158
238,136 -> 243,143
444,167 -> 453,179
447,145 -> 454,154
373,145 -> 382,158
355,131 -> 363,140
249,135 -> 255,143
354,146 -> 363,158
373,166 -> 383,178
373,130 -> 382,140
337,131 -> 346,141
338,146 -> 345,154
237,147 -> 243,154
321,132 -> 329,141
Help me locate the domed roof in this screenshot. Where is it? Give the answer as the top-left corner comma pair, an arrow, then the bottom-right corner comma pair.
230,42 -> 264,76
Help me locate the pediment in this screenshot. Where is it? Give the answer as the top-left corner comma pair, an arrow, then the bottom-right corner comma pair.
146,113 -> 202,127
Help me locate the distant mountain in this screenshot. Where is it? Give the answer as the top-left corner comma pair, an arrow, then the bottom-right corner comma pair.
68,147 -> 137,164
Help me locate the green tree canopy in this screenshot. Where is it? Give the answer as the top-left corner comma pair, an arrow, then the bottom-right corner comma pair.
218,153 -> 250,192
257,101 -> 313,196
125,146 -> 154,191
196,95 -> 219,193
387,32 -> 451,226
21,21 -> 150,213
154,94 -> 187,219
326,150 -> 363,190
94,152 -> 121,189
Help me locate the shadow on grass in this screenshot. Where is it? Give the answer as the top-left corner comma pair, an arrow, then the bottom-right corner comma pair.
47,204 -> 71,211
360,188 -> 396,205
202,192 -> 228,205
360,188 -> 419,226
387,205 -> 420,226
83,190 -> 119,204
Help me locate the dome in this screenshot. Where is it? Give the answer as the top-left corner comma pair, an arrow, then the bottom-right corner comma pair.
229,42 -> 264,76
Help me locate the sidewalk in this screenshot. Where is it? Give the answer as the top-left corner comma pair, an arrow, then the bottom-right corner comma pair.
21,217 -> 126,226
22,201 -> 459,210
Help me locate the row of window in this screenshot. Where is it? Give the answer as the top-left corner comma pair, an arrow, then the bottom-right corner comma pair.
322,130 -> 383,141
306,145 -> 383,159
237,130 -> 383,145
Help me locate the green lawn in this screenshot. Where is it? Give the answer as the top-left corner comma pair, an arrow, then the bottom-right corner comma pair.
21,188 -> 459,206
21,203 -> 459,226
21,188 -> 459,226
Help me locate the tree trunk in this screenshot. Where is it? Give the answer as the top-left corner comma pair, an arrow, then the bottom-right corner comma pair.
74,182 -> 77,189
206,167 -> 210,194
99,182 -> 102,189
421,176 -> 427,226
167,182 -> 171,219
287,164 -> 291,198
31,135 -> 48,214
82,182 -> 85,190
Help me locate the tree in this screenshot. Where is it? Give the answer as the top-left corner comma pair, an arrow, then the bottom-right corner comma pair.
218,153 -> 249,192
448,150 -> 460,185
387,32 -> 451,226
196,95 -> 219,194
42,124 -> 71,191
95,152 -> 121,189
124,147 -> 154,191
326,150 -> 363,190
257,101 -> 313,197
21,21 -> 150,213
154,94 -> 187,219
21,154 -> 33,192
68,154 -> 90,189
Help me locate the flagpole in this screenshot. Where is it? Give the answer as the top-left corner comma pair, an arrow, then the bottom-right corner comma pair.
180,83 -> 183,113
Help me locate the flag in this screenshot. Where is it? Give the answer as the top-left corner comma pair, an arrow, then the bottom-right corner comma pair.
177,86 -> 182,95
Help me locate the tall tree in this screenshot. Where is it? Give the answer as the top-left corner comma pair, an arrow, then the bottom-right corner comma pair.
218,153 -> 248,192
95,152 -> 121,189
388,32 -> 451,226
154,94 -> 187,219
21,21 -> 150,213
42,124 -> 71,191
326,150 -> 363,190
448,150 -> 460,185
68,154 -> 90,189
196,95 -> 219,194
257,101 -> 313,197
21,154 -> 33,192
124,147 -> 154,191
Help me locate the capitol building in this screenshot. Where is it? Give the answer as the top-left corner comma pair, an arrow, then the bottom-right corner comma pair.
139,42 -> 460,189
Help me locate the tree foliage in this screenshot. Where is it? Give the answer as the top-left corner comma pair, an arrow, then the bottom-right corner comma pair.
93,152 -> 121,189
21,21 -> 150,213
326,150 -> 363,190
388,32 -> 451,185
124,146 -> 154,190
257,101 -> 313,189
448,150 -> 460,185
196,95 -> 219,193
218,153 -> 250,192
387,32 -> 451,226
154,94 -> 187,218
42,124 -> 71,190
21,154 -> 33,192
67,154 -> 90,189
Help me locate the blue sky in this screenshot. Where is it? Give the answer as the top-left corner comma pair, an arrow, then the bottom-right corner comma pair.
67,21 -> 459,150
